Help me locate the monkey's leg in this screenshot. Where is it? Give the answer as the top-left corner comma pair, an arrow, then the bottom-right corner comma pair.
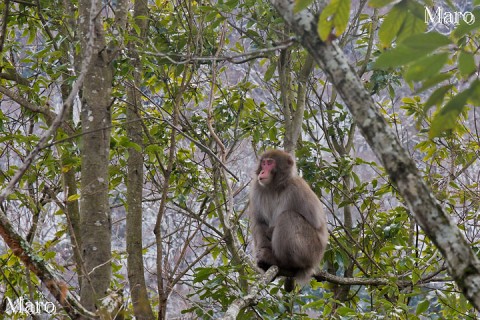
272,211 -> 323,283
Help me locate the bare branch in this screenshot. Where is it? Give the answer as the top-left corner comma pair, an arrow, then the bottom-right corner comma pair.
139,38 -> 296,65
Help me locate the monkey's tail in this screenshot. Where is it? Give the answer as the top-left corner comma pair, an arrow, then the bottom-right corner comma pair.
284,268 -> 314,292
295,268 -> 314,286
284,277 -> 295,292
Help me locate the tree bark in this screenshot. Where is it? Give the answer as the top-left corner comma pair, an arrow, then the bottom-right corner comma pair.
270,0 -> 480,310
78,0 -> 113,312
57,1 -> 84,284
125,0 -> 155,318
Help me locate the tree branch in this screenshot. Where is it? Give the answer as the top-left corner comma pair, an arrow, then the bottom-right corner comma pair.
0,85 -> 54,122
223,266 -> 279,320
314,269 -> 449,288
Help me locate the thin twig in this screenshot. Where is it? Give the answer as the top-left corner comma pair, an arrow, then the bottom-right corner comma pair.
140,38 -> 296,65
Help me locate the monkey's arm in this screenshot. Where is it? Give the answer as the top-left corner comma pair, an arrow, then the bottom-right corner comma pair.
251,216 -> 278,271
251,217 -> 273,249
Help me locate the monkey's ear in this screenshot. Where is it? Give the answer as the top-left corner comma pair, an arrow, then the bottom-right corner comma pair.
286,155 -> 294,166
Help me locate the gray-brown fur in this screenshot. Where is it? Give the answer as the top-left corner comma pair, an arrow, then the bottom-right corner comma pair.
249,150 -> 328,289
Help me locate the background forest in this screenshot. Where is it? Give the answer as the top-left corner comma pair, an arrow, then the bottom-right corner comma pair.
0,0 -> 480,319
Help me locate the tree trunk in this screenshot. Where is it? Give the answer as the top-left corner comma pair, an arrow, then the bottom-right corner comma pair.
58,3 -> 83,282
281,52 -> 314,154
125,0 -> 155,318
78,0 -> 113,312
270,0 -> 480,310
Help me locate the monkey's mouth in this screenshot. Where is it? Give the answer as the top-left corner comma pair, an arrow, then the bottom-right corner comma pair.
258,178 -> 267,186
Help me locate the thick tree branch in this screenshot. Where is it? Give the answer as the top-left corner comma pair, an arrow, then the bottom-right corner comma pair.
269,0 -> 480,310
0,85 -> 54,122
0,70 -> 30,86
223,266 -> 279,320
314,269 -> 449,288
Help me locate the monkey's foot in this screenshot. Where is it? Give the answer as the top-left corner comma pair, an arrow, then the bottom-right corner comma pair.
257,260 -> 273,272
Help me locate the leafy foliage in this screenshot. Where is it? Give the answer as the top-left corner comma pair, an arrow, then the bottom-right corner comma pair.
374,5 -> 480,138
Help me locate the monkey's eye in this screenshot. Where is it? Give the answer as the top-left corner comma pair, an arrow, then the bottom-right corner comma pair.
262,159 -> 275,167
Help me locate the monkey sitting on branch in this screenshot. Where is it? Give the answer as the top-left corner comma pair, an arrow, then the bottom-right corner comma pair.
248,149 -> 328,291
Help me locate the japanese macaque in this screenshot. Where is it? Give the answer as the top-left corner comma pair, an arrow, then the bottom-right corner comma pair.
249,150 -> 328,291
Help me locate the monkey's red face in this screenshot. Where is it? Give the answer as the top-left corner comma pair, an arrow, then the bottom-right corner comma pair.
258,158 -> 276,186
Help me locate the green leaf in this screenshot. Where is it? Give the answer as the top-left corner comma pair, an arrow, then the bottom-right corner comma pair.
374,46 -> 422,69
294,0 -> 313,13
416,299 -> 430,315
132,22 -> 141,36
43,251 -> 57,260
396,9 -> 426,42
417,72 -> 452,93
205,11 -> 219,22
193,267 -> 215,283
375,32 -> 450,70
375,0 -> 426,46
268,126 -> 277,141
424,84 -> 453,112
368,0 -> 396,8
351,171 -> 361,186
67,194 -> 80,202
333,0 -> 351,37
404,53 -> 448,82
401,32 -> 451,52
468,80 -> 480,105
453,8 -> 480,39
27,27 -> 36,44
304,299 -> 326,308
429,88 -> 470,138
336,306 -> 355,316
378,5 -> 407,48
318,0 -> 351,41
264,62 -> 276,82
458,51 -> 476,76
411,269 -> 420,284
